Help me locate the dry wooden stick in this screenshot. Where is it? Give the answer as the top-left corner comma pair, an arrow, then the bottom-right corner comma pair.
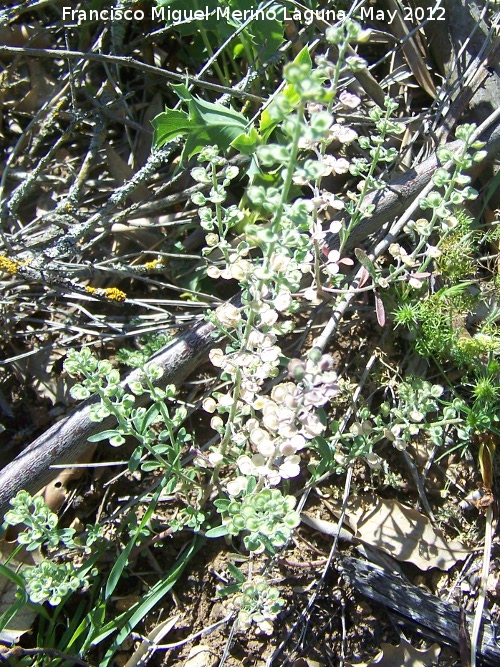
0,317 -> 220,518
339,556 -> 500,665
327,120 -> 500,250
0,46 -> 264,103
1,121 -> 500,520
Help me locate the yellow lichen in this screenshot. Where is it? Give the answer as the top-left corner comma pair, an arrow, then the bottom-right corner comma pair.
0,256 -> 20,275
144,259 -> 159,271
85,286 -> 97,294
103,287 -> 126,302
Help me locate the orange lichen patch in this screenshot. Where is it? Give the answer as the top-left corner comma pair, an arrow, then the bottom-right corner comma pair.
0,256 -> 20,275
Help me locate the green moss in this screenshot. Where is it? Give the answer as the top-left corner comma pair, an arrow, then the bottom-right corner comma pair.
435,210 -> 477,282
413,284 -> 474,361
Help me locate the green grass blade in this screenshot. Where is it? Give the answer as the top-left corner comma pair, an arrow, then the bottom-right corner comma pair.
97,535 -> 203,666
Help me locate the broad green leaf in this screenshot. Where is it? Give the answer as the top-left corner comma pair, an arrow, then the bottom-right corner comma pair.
183,128 -> 212,160
291,43 -> 313,68
155,0 -> 235,39
231,126 -> 260,154
189,95 -> 248,133
154,0 -> 284,63
151,109 -> 190,148
170,82 -> 191,103
227,0 -> 284,63
152,85 -> 252,159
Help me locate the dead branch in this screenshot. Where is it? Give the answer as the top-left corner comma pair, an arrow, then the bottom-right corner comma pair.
339,555 -> 500,665
0,46 -> 264,103
0,316 -> 221,518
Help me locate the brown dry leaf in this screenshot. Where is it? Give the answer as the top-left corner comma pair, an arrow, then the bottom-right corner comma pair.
349,495 -> 471,570
16,60 -> 57,114
346,639 -> 440,666
11,348 -> 70,406
0,580 -> 35,644
41,443 -> 97,511
41,475 -> 71,513
384,0 -> 436,98
135,92 -> 163,168
105,146 -> 150,204
0,541 -> 39,644
0,23 -> 51,49
124,615 -> 180,667
184,644 -> 218,667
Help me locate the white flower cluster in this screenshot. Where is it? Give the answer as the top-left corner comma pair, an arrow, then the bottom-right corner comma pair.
236,384 -> 306,486
288,350 -> 339,408
207,255 -> 253,281
220,351 -> 340,489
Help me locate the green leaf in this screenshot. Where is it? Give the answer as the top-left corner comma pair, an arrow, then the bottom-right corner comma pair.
87,430 -> 122,443
230,126 -> 260,154
171,82 -> 191,103
227,0 -> 284,62
152,85 -> 252,159
155,0 -> 234,38
217,583 -> 243,597
154,0 -> 284,63
141,404 -> 160,432
186,96 -> 249,150
205,524 -> 230,538
354,247 -> 377,281
140,461 -> 161,472
151,109 -> 191,148
57,599 -> 88,655
0,562 -> 26,590
292,43 -> 313,68
104,479 -> 166,601
103,539 -> 135,603
214,499 -> 231,510
308,436 -> 334,478
246,475 -> 257,494
227,562 -> 245,583
0,563 -> 30,641
97,536 -> 203,666
72,598 -> 107,654
182,128 -> 212,160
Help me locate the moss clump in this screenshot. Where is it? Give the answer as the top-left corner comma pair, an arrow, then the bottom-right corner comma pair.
435,211 -> 477,282
413,284 -> 474,361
